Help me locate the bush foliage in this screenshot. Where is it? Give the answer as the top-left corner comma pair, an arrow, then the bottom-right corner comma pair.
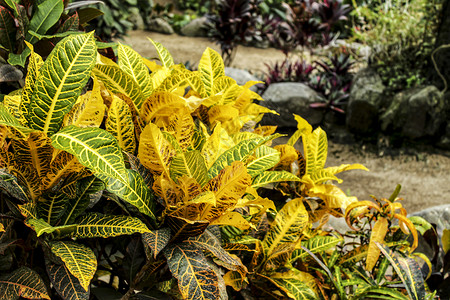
0,32 -> 442,300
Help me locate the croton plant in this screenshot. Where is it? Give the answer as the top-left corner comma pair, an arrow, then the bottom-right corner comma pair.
0,32 -> 435,299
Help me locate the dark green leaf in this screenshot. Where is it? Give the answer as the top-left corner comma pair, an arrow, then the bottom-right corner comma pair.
47,261 -> 89,300
0,6 -> 16,52
0,266 -> 50,299
142,228 -> 172,259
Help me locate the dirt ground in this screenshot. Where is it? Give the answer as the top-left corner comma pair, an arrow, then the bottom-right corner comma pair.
121,31 -> 450,213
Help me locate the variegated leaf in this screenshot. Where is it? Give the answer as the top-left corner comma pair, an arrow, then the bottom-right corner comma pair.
37,192 -> 70,225
74,213 -> 150,238
163,242 -> 219,300
63,77 -> 105,128
27,33 -> 97,135
98,169 -> 155,219
291,235 -> 343,262
202,122 -> 235,168
263,197 -> 309,256
142,227 -> 172,259
198,47 -> 225,97
105,94 -> 136,153
51,241 -> 97,291
170,150 -> 209,187
138,123 -> 176,177
201,161 -> 251,221
3,94 -> 22,120
93,63 -> 145,111
139,91 -> 186,126
0,266 -> 50,300
268,269 -> 317,300
42,151 -> 85,191
303,127 -> 328,175
0,104 -> 36,139
25,218 -> 76,237
148,38 -> 174,68
251,171 -> 301,189
246,145 -> 280,177
47,262 -> 89,300
118,43 -> 152,97
166,215 -> 209,242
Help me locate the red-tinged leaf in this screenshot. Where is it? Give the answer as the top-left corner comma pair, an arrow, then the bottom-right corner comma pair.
163,242 -> 219,300
0,266 -> 50,300
46,262 -> 89,300
57,12 -> 79,33
142,227 -> 172,259
0,6 -> 16,52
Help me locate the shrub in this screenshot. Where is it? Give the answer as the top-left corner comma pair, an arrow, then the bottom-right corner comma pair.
0,33 -> 434,299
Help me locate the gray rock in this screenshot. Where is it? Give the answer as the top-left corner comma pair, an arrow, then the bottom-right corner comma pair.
180,17 -> 209,37
225,67 -> 260,91
437,122 -> 450,149
148,18 -> 174,35
0,64 -> 23,82
380,85 -> 445,139
260,82 -> 325,127
346,68 -> 385,134
128,7 -> 145,30
410,205 -> 450,237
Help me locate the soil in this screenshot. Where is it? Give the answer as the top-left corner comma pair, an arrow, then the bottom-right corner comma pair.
121,30 -> 450,213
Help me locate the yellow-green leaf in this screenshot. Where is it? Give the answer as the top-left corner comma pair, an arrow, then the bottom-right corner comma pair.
324,163 -> 369,175
74,213 -> 150,238
51,241 -> 97,291
443,229 -> 450,254
46,262 -> 89,300
105,94 -> 136,153
198,47 -> 225,97
201,122 -> 235,168
170,150 -> 209,187
304,127 -> 328,175
263,198 -> 309,256
163,242 -> 219,300
246,145 -> 280,177
118,43 -> 152,97
268,269 -> 317,300
291,235 -> 343,262
27,32 -> 97,135
0,104 -> 36,139
148,38 -> 174,68
252,171 -> 301,188
0,266 -> 50,300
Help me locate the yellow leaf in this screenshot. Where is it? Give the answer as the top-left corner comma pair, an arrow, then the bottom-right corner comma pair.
208,104 -> 239,125
106,95 -> 136,153
139,91 -> 186,126
324,163 -> 369,175
162,106 -> 195,151
287,114 -> 313,146
274,145 -> 298,167
198,47 -> 225,97
366,217 -> 389,271
210,211 -> 251,230
202,122 -> 235,168
443,229 -> 450,254
310,184 -> 357,210
304,127 -> 328,175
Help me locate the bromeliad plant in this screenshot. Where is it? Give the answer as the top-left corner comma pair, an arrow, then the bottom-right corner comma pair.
0,32 -> 433,299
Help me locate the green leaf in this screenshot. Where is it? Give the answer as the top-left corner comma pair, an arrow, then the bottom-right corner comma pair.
0,266 -> 50,300
51,241 -> 97,291
268,270 -> 317,300
0,7 -> 16,52
51,126 -> 127,181
377,243 -> 426,300
93,63 -> 145,111
291,235 -> 344,262
37,192 -> 70,225
118,43 -> 152,97
246,145 -> 280,177
27,32 -> 97,135
26,0 -> 63,44
74,213 -> 150,238
26,218 -> 76,237
198,47 -> 224,97
21,44 -> 43,126
142,228 -> 172,259
263,198 -> 309,256
359,287 -> 409,300
170,150 -> 209,187
163,242 -> 219,300
46,261 -> 89,300
98,169 -> 155,219
148,38 -> 174,68
208,137 -> 268,179
252,171 -> 301,188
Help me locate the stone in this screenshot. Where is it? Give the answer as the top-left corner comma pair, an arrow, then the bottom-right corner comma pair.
148,17 -> 174,35
128,7 -> 145,30
410,205 -> 450,237
225,67 -> 261,91
259,82 -> 325,127
180,17 -> 209,37
437,122 -> 450,150
346,68 -> 385,134
380,85 -> 445,139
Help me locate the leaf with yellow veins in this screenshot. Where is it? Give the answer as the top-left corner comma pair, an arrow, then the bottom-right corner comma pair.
148,38 -> 174,68
118,43 -> 152,97
51,241 -> 97,291
200,161 -> 251,221
138,123 -> 176,177
287,114 -> 313,147
170,150 -> 209,187
246,145 -> 280,177
3,94 -> 22,120
0,266 -> 50,300
210,211 -> 250,230
202,122 -> 235,168
268,269 -> 317,300
198,47 -> 225,97
42,151 -> 85,191
139,91 -> 186,126
63,77 -> 105,128
106,95 -> 136,153
46,262 -> 89,300
304,127 -> 328,175
263,197 -> 309,256
366,217 -> 389,271
21,43 -> 43,127
162,106 -> 195,151
310,184 -> 357,210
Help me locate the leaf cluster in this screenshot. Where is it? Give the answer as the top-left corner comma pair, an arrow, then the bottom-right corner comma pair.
0,32 -> 435,300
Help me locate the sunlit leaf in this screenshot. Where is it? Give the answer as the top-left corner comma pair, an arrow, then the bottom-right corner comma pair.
74,213 -> 150,238
198,47 -> 224,97
0,104 -> 36,139
303,127 -> 328,175
252,171 -> 301,188
246,145 -> 280,177
148,38 -> 174,68
201,122 -> 234,168
105,94 -> 136,153
170,150 -> 209,187
268,269 -> 317,300
118,43 -> 152,97
0,266 -> 50,300
287,114 -> 312,147
51,241 -> 97,291
163,242 -> 219,300
27,33 -> 96,135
